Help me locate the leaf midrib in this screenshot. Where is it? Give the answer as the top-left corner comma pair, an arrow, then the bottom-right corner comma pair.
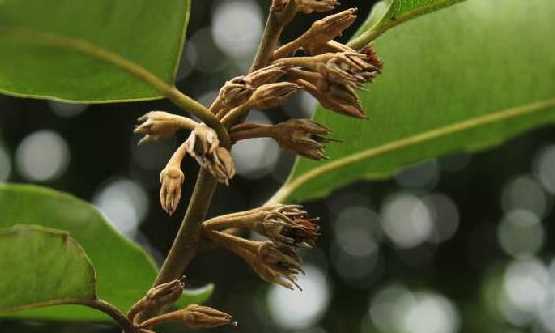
271,97 -> 555,203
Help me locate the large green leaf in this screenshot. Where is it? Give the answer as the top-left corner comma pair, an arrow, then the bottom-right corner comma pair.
0,0 -> 190,102
350,0 -> 465,48
276,0 -> 555,202
0,225 -> 96,313
0,184 -> 213,321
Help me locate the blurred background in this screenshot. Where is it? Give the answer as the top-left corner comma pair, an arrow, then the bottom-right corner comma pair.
2,0 -> 555,332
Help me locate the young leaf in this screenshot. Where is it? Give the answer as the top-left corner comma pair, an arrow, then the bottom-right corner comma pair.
349,0 -> 465,48
0,0 -> 190,102
275,0 -> 555,203
0,184 -> 213,321
0,225 -> 96,312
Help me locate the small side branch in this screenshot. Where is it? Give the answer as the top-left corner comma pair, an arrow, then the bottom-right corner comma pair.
78,299 -> 138,333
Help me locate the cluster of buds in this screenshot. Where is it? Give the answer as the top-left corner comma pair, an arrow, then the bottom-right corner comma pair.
203,205 -> 319,289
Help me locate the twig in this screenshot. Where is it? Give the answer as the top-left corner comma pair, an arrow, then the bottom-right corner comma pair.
250,0 -> 298,72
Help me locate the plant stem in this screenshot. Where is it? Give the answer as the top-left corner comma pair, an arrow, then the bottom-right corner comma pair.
155,169 -> 218,285
250,0 -> 298,72
79,299 -> 137,333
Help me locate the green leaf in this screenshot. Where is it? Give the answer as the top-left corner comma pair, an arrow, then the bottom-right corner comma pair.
181,284 -> 215,305
277,0 -> 555,203
349,0 -> 464,49
0,225 -> 96,313
0,0 -> 190,103
0,184 -> 213,321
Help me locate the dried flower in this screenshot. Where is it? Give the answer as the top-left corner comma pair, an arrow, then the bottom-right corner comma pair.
272,119 -> 333,160
231,119 -> 334,160
298,77 -> 366,118
258,204 -> 320,247
134,111 -> 197,145
253,241 -> 304,289
273,8 -> 357,59
160,164 -> 185,215
247,82 -> 299,109
184,124 -> 235,185
203,204 -> 320,247
140,304 -> 233,330
296,0 -> 339,13
317,51 -> 382,89
128,277 -> 185,323
212,65 -> 287,116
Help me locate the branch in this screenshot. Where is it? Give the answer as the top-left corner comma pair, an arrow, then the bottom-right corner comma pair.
249,0 -> 298,72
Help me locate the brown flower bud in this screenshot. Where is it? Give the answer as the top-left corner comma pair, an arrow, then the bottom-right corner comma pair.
273,119 -> 334,160
253,241 -> 304,290
212,77 -> 253,115
258,204 -> 320,247
248,82 -> 299,109
128,278 -> 186,323
134,111 -> 197,145
296,0 -> 339,13
318,51 -> 381,89
139,304 -> 233,330
273,8 -> 357,59
184,124 -> 235,185
203,204 -> 320,247
298,78 -> 366,118
160,165 -> 185,215
245,64 -> 288,88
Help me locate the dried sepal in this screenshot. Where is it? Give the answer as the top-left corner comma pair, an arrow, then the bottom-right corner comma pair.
139,304 -> 233,330
296,0 -> 339,13
184,123 -> 235,185
134,111 -> 197,145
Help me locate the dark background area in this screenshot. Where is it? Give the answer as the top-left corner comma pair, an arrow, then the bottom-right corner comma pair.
2,1 -> 555,332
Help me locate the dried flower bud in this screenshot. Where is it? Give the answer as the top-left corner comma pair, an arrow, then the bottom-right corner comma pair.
318,51 -> 382,89
253,241 -> 304,290
212,77 -> 253,114
245,64 -> 288,88
273,8 -> 356,60
248,82 -> 299,109
134,111 -> 196,145
185,124 -> 235,185
258,204 -> 320,247
128,278 -> 185,323
273,119 -> 333,160
140,304 -> 233,330
160,165 -> 185,215
296,0 -> 339,13
298,78 -> 366,118
304,8 -> 357,46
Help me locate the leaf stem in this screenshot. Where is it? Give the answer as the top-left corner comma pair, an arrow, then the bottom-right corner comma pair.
79,299 -> 137,333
